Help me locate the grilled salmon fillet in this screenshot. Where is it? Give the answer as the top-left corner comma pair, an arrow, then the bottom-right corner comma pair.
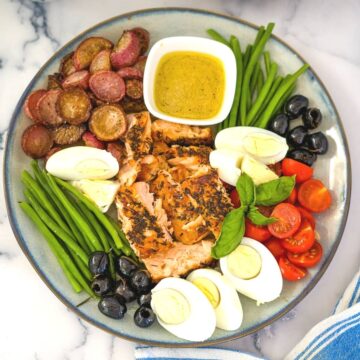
117,159 -> 140,186
142,240 -> 214,281
150,170 -> 210,244
137,155 -> 169,182
125,111 -> 152,160
167,145 -> 211,168
181,166 -> 233,239
152,119 -> 213,146
116,182 -> 173,258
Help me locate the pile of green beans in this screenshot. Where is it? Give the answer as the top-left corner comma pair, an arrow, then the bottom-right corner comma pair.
20,161 -> 135,296
207,24 -> 309,131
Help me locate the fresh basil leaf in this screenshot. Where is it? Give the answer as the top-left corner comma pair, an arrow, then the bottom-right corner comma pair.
211,207 -> 246,259
255,176 -> 295,206
236,172 -> 255,207
247,205 -> 277,225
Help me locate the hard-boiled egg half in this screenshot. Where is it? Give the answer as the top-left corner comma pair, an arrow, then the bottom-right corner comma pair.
46,146 -> 119,181
187,268 -> 243,331
220,237 -> 283,304
151,277 -> 216,341
211,127 -> 288,186
71,179 -> 120,213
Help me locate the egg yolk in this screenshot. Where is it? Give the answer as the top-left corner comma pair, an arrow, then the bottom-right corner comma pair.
151,288 -> 190,325
228,245 -> 262,280
191,277 -> 220,308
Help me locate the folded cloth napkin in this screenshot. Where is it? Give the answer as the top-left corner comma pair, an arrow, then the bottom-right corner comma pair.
135,270 -> 360,360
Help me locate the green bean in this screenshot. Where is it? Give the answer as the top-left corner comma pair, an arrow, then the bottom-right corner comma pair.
264,51 -> 271,76
256,64 -> 309,128
54,177 -> 124,250
21,171 -> 69,232
257,68 -> 265,94
240,23 -> 275,125
222,116 -> 230,130
250,62 -> 261,99
253,26 -> 265,47
47,174 -> 104,251
75,199 -> 111,253
252,75 -> 283,125
273,83 -> 296,116
243,45 -> 252,68
20,202 -> 93,296
23,188 -> 89,265
228,36 -> 243,128
247,63 -> 278,125
68,250 -> 92,281
107,216 -> 134,258
206,29 -> 230,46
58,256 -> 82,293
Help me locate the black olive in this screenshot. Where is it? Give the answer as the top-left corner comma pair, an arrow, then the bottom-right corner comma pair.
91,275 -> 113,296
268,113 -> 289,136
284,95 -> 309,119
286,126 -> 308,148
137,292 -> 152,307
129,269 -> 152,295
114,276 -> 137,303
134,305 -> 156,328
302,108 -> 322,129
116,256 -> 138,278
287,149 -> 317,166
88,252 -> 109,276
306,132 -> 328,154
98,295 -> 127,319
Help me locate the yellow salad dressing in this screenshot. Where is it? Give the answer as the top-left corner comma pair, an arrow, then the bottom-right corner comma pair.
154,51 -> 225,119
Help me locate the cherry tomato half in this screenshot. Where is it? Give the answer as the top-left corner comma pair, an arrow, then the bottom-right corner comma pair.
287,241 -> 323,268
245,219 -> 272,242
297,206 -> 316,229
268,203 -> 301,239
264,237 -> 286,259
298,179 -> 332,213
278,256 -> 308,281
282,158 -> 313,183
281,218 -> 315,253
286,187 -> 298,204
230,188 -> 240,208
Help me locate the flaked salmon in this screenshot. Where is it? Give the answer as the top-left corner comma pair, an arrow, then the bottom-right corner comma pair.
142,240 -> 214,281
152,119 -> 213,146
150,170 -> 209,244
137,155 -> 169,182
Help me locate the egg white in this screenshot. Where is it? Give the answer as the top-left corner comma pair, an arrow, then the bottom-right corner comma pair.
187,268 -> 243,331
46,146 -> 119,180
151,278 -> 216,341
220,237 -> 283,304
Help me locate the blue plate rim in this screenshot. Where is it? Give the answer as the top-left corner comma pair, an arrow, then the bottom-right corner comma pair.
3,7 -> 352,347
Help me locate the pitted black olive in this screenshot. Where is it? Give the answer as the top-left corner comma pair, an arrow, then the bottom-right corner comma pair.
306,132 -> 328,154
91,275 -> 112,296
137,292 -> 152,307
268,113 -> 289,136
114,276 -> 137,303
287,149 -> 317,166
286,126 -> 308,148
116,256 -> 138,278
284,95 -> 309,119
98,295 -> 127,319
303,108 -> 322,129
134,305 -> 156,328
88,251 -> 109,276
129,269 -> 152,295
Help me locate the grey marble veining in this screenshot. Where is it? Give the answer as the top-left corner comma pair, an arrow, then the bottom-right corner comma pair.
1,1 -> 359,359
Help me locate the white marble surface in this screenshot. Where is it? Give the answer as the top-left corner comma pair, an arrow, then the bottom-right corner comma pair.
1,0 -> 360,359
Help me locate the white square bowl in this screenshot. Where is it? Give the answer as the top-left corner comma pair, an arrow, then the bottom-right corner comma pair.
143,36 -> 237,126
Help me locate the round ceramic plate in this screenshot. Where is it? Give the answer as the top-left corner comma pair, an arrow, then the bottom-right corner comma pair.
4,8 -> 351,346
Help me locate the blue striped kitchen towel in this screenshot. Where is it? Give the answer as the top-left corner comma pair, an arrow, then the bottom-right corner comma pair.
135,270 -> 360,360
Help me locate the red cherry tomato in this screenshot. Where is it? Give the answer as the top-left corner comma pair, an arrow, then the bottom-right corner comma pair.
268,203 -> 301,239
297,206 -> 316,229
286,187 -> 298,204
278,256 -> 308,281
264,237 -> 286,259
287,241 -> 323,268
282,158 -> 313,183
281,218 -> 315,253
245,219 -> 272,242
230,188 -> 240,208
298,179 -> 332,213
